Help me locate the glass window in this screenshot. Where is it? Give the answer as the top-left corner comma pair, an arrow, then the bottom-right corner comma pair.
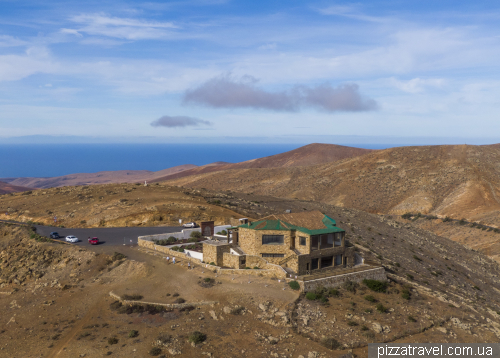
334,233 -> 342,247
262,235 -> 284,245
311,235 -> 319,251
335,255 -> 343,266
321,256 -> 333,268
262,253 -> 285,258
311,258 -> 319,270
299,236 -> 306,246
320,234 -> 333,249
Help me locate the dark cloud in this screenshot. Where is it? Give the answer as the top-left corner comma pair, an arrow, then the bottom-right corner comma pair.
183,74 -> 378,112
150,115 -> 212,128
184,74 -> 297,111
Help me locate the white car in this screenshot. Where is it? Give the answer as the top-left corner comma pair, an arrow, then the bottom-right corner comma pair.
65,235 -> 78,243
182,222 -> 198,228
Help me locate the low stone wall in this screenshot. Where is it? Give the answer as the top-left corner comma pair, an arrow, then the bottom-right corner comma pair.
298,267 -> 386,292
138,238 -> 204,266
217,268 -> 280,278
109,291 -> 217,309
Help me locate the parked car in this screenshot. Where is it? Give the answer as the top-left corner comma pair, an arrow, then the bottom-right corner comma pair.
49,232 -> 61,239
65,235 -> 78,243
88,237 -> 99,245
182,222 -> 198,228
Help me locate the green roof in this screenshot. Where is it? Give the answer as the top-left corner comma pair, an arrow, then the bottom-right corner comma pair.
237,211 -> 344,235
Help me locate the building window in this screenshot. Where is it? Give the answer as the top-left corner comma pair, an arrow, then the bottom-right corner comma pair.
299,236 -> 306,246
321,256 -> 333,268
334,233 -> 342,247
262,235 -> 284,245
311,258 -> 319,270
311,235 -> 319,250
320,234 -> 334,249
335,255 -> 343,266
262,253 -> 285,258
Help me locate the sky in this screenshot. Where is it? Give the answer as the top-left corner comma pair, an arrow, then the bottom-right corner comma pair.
1,0 -> 500,144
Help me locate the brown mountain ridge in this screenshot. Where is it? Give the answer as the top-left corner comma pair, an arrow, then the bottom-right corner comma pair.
150,143 -> 373,183
165,144 -> 500,226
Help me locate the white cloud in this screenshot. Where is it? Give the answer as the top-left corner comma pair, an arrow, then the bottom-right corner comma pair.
0,35 -> 27,47
60,28 -> 83,37
64,13 -> 179,40
389,77 -> 445,93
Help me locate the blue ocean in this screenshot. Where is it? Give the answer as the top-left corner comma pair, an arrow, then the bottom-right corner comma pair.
0,143 -> 392,178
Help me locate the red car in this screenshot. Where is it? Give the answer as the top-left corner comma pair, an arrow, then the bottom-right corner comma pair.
88,237 -> 99,245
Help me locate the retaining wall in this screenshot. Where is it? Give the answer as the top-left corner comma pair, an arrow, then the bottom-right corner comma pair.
138,238 -> 204,266
297,267 -> 386,292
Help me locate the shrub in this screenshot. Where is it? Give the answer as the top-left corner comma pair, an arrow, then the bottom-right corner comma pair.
343,280 -> 358,293
315,286 -> 327,296
365,308 -> 372,313
149,347 -> 162,356
167,236 -> 177,244
347,321 -> 358,326
190,231 -> 201,239
401,213 -> 412,220
363,279 -> 388,293
320,296 -> 329,304
361,325 -> 369,331
412,255 -> 422,262
459,218 -> 466,225
188,331 -> 207,344
128,330 -> 139,338
188,237 -> 198,243
174,298 -> 186,304
305,292 -> 318,300
329,288 -> 340,297
376,303 -> 387,313
394,262 -> 401,267
320,337 -> 341,350
401,289 -> 411,300
443,216 -> 451,222
406,274 -> 414,280
473,285 -> 481,290
209,262 -> 216,265
408,315 -> 417,322
108,337 -> 118,345
204,277 -> 212,283
156,333 -> 171,344
112,252 -> 126,261
364,295 -> 376,302
122,294 -> 143,301
288,281 -> 300,291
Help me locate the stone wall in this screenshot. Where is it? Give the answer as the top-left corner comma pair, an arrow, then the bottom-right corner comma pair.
203,242 -> 230,266
238,227 -> 296,258
299,267 -> 386,292
222,252 -> 242,269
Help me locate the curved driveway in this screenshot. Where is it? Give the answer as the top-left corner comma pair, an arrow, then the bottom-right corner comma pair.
34,224 -> 182,246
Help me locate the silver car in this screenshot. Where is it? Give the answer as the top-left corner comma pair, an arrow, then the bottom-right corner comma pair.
65,235 -> 78,243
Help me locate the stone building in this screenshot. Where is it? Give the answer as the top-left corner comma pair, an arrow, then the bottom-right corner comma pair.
203,210 -> 356,276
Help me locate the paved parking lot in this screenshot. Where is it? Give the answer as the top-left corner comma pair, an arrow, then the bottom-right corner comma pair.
35,225 -> 182,246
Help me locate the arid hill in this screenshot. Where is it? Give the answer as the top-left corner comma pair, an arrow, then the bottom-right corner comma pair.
3,190 -> 500,357
151,143 -> 373,182
2,164 -> 196,189
164,144 -> 500,226
0,180 -> 34,194
0,183 -> 245,228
